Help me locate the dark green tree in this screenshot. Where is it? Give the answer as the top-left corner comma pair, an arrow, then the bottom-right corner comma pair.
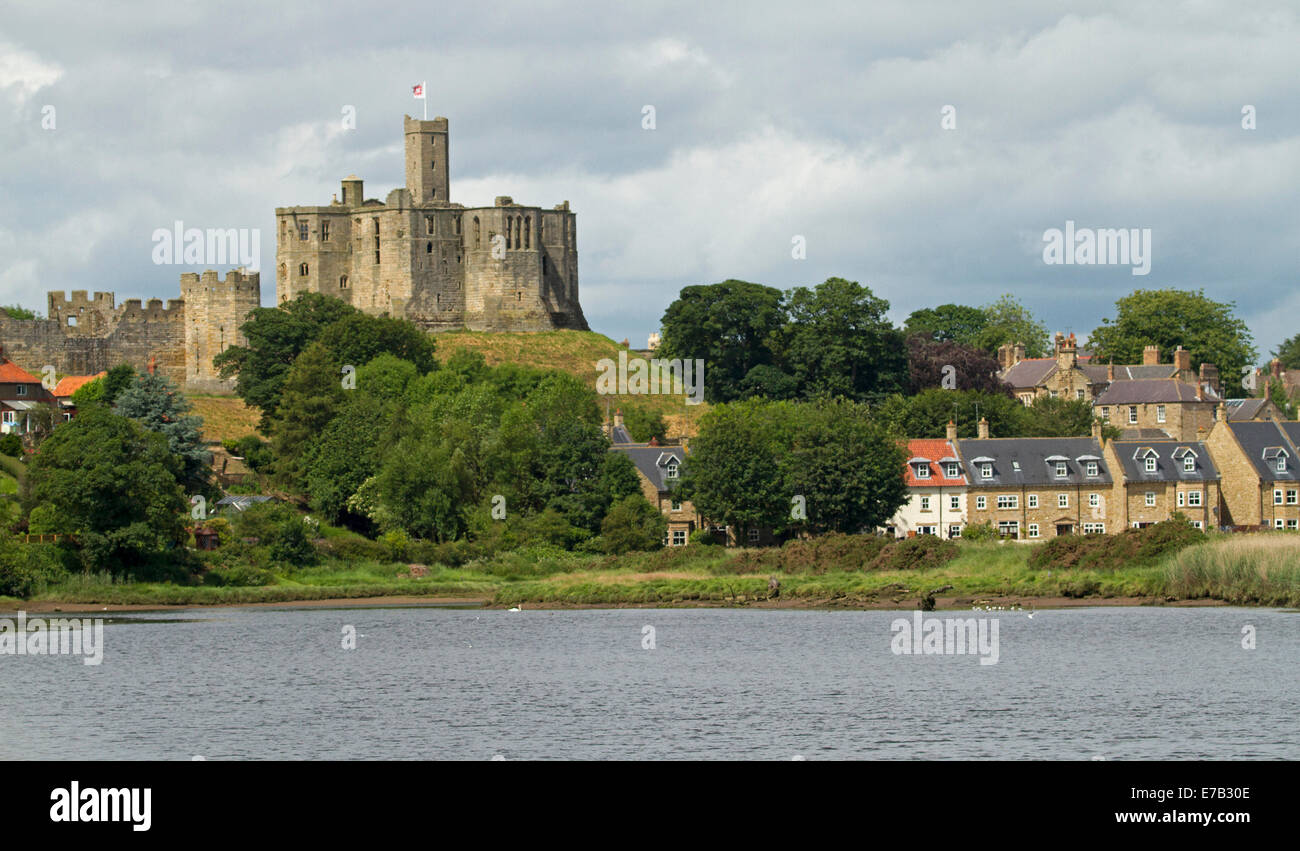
972,294 -> 1051,357
904,303 -> 990,345
782,277 -> 907,401
599,494 -> 667,554
316,312 -> 437,376
1271,334 -> 1300,371
269,342 -> 346,491
113,372 -> 213,497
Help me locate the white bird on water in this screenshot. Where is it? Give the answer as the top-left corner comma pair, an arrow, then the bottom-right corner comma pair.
508,604 -> 522,612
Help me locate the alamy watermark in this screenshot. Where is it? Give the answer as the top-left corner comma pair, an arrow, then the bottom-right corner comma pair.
1042,220 -> 1151,276
596,351 -> 704,405
151,220 -> 261,272
890,611 -> 999,665
1,611 -> 104,665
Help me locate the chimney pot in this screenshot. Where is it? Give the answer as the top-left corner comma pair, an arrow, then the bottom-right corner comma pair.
977,417 -> 990,439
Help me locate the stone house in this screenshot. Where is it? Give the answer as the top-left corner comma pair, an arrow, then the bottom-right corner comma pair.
1101,437 -> 1221,530
607,413 -> 698,547
953,418 -> 1113,539
883,431 -> 967,539
1203,415 -> 1300,530
1092,378 -> 1221,441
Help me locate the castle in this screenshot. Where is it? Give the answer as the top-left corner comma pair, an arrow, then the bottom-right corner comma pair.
0,113 -> 587,392
275,114 -> 587,332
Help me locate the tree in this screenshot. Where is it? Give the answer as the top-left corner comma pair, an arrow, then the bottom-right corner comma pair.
269,342 -> 346,491
1088,289 -> 1256,396
0,304 -> 39,320
73,364 -> 138,409
738,364 -> 799,400
214,293 -> 358,429
658,280 -> 786,402
113,372 -> 212,496
1018,395 -> 1105,438
303,395 -> 382,527
782,277 -> 907,401
599,494 -> 667,554
1267,377 -> 1297,419
1271,334 -> 1300,371
26,407 -> 187,575
874,389 -> 1027,440
315,312 -> 437,376
904,303 -> 989,345
781,399 -> 906,535
972,294 -> 1051,357
905,333 -> 1009,395
620,403 -> 668,443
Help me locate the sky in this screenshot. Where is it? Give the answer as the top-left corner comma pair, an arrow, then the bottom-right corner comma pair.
2,0 -> 1298,359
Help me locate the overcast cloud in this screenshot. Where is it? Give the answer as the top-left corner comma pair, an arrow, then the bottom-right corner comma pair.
2,1 -> 1297,356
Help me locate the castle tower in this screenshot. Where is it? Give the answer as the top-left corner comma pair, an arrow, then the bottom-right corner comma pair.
404,115 -> 450,204
181,269 -> 261,393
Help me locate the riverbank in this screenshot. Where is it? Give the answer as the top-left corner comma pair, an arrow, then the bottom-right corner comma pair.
5,532 -> 1298,611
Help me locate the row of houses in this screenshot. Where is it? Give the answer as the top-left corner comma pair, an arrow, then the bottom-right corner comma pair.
0,350 -> 103,435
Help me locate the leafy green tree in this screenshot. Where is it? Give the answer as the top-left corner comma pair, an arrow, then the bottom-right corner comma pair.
738,364 -> 799,400
355,354 -> 421,401
1267,377 -> 1297,419
71,364 -> 137,409
904,303 -> 990,345
1088,289 -> 1256,396
874,389 -> 1027,440
1271,334 -> 1300,371
782,277 -> 907,401
269,342 -> 346,491
0,433 -> 22,457
972,294 -> 1051,357
658,280 -> 786,402
620,403 -> 668,442
1018,395 -> 1104,438
0,304 -> 39,320
26,407 -> 188,575
316,312 -> 437,376
599,494 -> 666,554
113,372 -> 212,496
781,399 -> 906,534
303,395 -> 382,527
214,293 -> 357,429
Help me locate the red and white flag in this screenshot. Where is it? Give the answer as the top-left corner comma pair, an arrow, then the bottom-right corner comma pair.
412,82 -> 426,99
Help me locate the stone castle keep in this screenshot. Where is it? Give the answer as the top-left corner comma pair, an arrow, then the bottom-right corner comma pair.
0,114 -> 586,392
276,114 -> 587,332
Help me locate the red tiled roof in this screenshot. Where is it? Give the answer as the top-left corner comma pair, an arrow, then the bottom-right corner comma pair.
52,372 -> 107,398
903,439 -> 966,487
0,359 -> 41,384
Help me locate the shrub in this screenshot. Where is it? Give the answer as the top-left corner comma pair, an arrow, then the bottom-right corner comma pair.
1028,516 -> 1203,571
869,535 -> 960,571
960,522 -> 998,542
379,529 -> 410,563
203,563 -> 275,587
690,528 -> 722,547
0,433 -> 23,457
0,542 -> 69,597
268,518 -> 318,567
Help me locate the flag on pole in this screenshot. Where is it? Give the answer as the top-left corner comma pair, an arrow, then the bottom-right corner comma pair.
412,81 -> 427,119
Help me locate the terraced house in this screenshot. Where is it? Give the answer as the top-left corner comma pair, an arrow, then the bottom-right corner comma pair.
884,433 -> 967,539
953,419 -> 1113,539
1204,415 -> 1300,531
1101,438 -> 1221,530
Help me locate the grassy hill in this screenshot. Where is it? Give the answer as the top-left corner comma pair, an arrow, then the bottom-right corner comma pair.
190,395 -> 261,444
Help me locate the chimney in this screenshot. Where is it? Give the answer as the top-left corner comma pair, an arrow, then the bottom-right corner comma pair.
1216,401 -> 1227,422
977,417 -> 990,439
613,408 -> 624,428
1107,361 -> 1115,381
998,343 -> 1012,370
1197,381 -> 1204,401
1013,343 -> 1025,364
1264,379 -> 1271,402
1054,332 -> 1065,354
1173,346 -> 1191,375
1056,333 -> 1077,372
1271,358 -> 1283,379
1199,362 -> 1220,394
946,420 -> 957,442
1091,418 -> 1102,443
1143,345 -> 1160,366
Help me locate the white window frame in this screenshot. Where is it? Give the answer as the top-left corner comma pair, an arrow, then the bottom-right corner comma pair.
1027,494 -> 1039,508
1274,489 -> 1284,506
746,528 -> 759,544
1187,490 -> 1202,507
1057,493 -> 1069,509
1178,492 -> 1185,507
1145,492 -> 1156,507
980,463 -> 993,479
949,495 -> 960,511
945,463 -> 960,478
915,463 -> 930,479
1086,461 -> 1098,477
1156,405 -> 1166,423
1088,493 -> 1100,508
996,494 -> 1018,510
948,524 -> 962,538
1288,490 -> 1298,506
919,495 -> 931,512
997,520 -> 1019,539
1129,406 -> 1138,424
975,495 -> 987,510
1027,523 -> 1040,539
673,530 -> 688,546
1055,461 -> 1067,478
1144,457 -> 1157,473
1183,456 -> 1195,472
1083,522 -> 1105,534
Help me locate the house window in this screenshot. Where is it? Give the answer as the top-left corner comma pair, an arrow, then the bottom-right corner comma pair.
1129,406 -> 1138,424
1289,519 -> 1298,530
948,525 -> 962,539
915,464 -> 930,479
949,495 -> 960,511
1027,523 -> 1039,539
997,521 -> 1019,539
945,463 -> 960,478
920,496 -> 931,512
673,530 -> 688,546
321,220 -> 330,242
1086,461 -> 1098,477
1102,407 -> 1110,421
1088,493 -> 1100,508
665,461 -> 679,479
980,463 -> 992,479
671,499 -> 682,511
1192,521 -> 1204,529
1276,457 -> 1287,473
1183,456 -> 1195,472
747,528 -> 759,544
1055,462 -> 1067,478
996,495 -> 1018,509
1145,492 -> 1156,507
1156,405 -> 1166,423
1288,490 -> 1298,505
1027,494 -> 1039,508
1058,494 -> 1069,509
1144,457 -> 1157,473
1187,491 -> 1202,507
1,411 -> 14,425
1276,519 -> 1286,529
1083,523 -> 1105,534
16,385 -> 26,396
1274,489 -> 1284,506
916,526 -> 937,536
1178,492 -> 1185,507
1076,389 -> 1085,400
975,496 -> 987,510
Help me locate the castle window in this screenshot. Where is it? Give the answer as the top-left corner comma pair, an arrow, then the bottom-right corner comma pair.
321,220 -> 330,242
515,216 -> 522,249
524,217 -> 531,249
516,291 -> 522,302
339,276 -> 349,289
426,217 -> 435,235
373,217 -> 380,234
542,256 -> 548,275
298,221 -> 308,241
454,215 -> 462,236
299,263 -> 309,276
474,217 -> 481,248
67,316 -> 77,327
427,242 -> 433,254
506,216 -> 513,248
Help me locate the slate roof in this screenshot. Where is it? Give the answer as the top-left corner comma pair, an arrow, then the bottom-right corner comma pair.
1118,428 -> 1175,440
1111,365 -> 1178,380
1227,421 -> 1300,482
610,424 -> 634,445
1109,440 -> 1220,483
1094,378 -> 1219,405
611,443 -> 685,491
953,437 -> 1112,487
1000,359 -> 1057,388
1224,398 -> 1268,421
902,439 -> 966,487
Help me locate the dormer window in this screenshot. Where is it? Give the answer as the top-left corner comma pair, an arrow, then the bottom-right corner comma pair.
1055,461 -> 1067,478
665,460 -> 679,479
980,463 -> 992,479
1145,457 -> 1157,473
1086,461 -> 1098,477
945,463 -> 960,478
1277,457 -> 1287,474
915,464 -> 930,479
1183,456 -> 1195,473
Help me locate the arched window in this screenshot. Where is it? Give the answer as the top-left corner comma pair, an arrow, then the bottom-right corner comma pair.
299,263 -> 309,276
339,275 -> 349,289
474,217 -> 480,248
524,218 -> 531,249
506,216 -> 513,248
515,216 -> 522,249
